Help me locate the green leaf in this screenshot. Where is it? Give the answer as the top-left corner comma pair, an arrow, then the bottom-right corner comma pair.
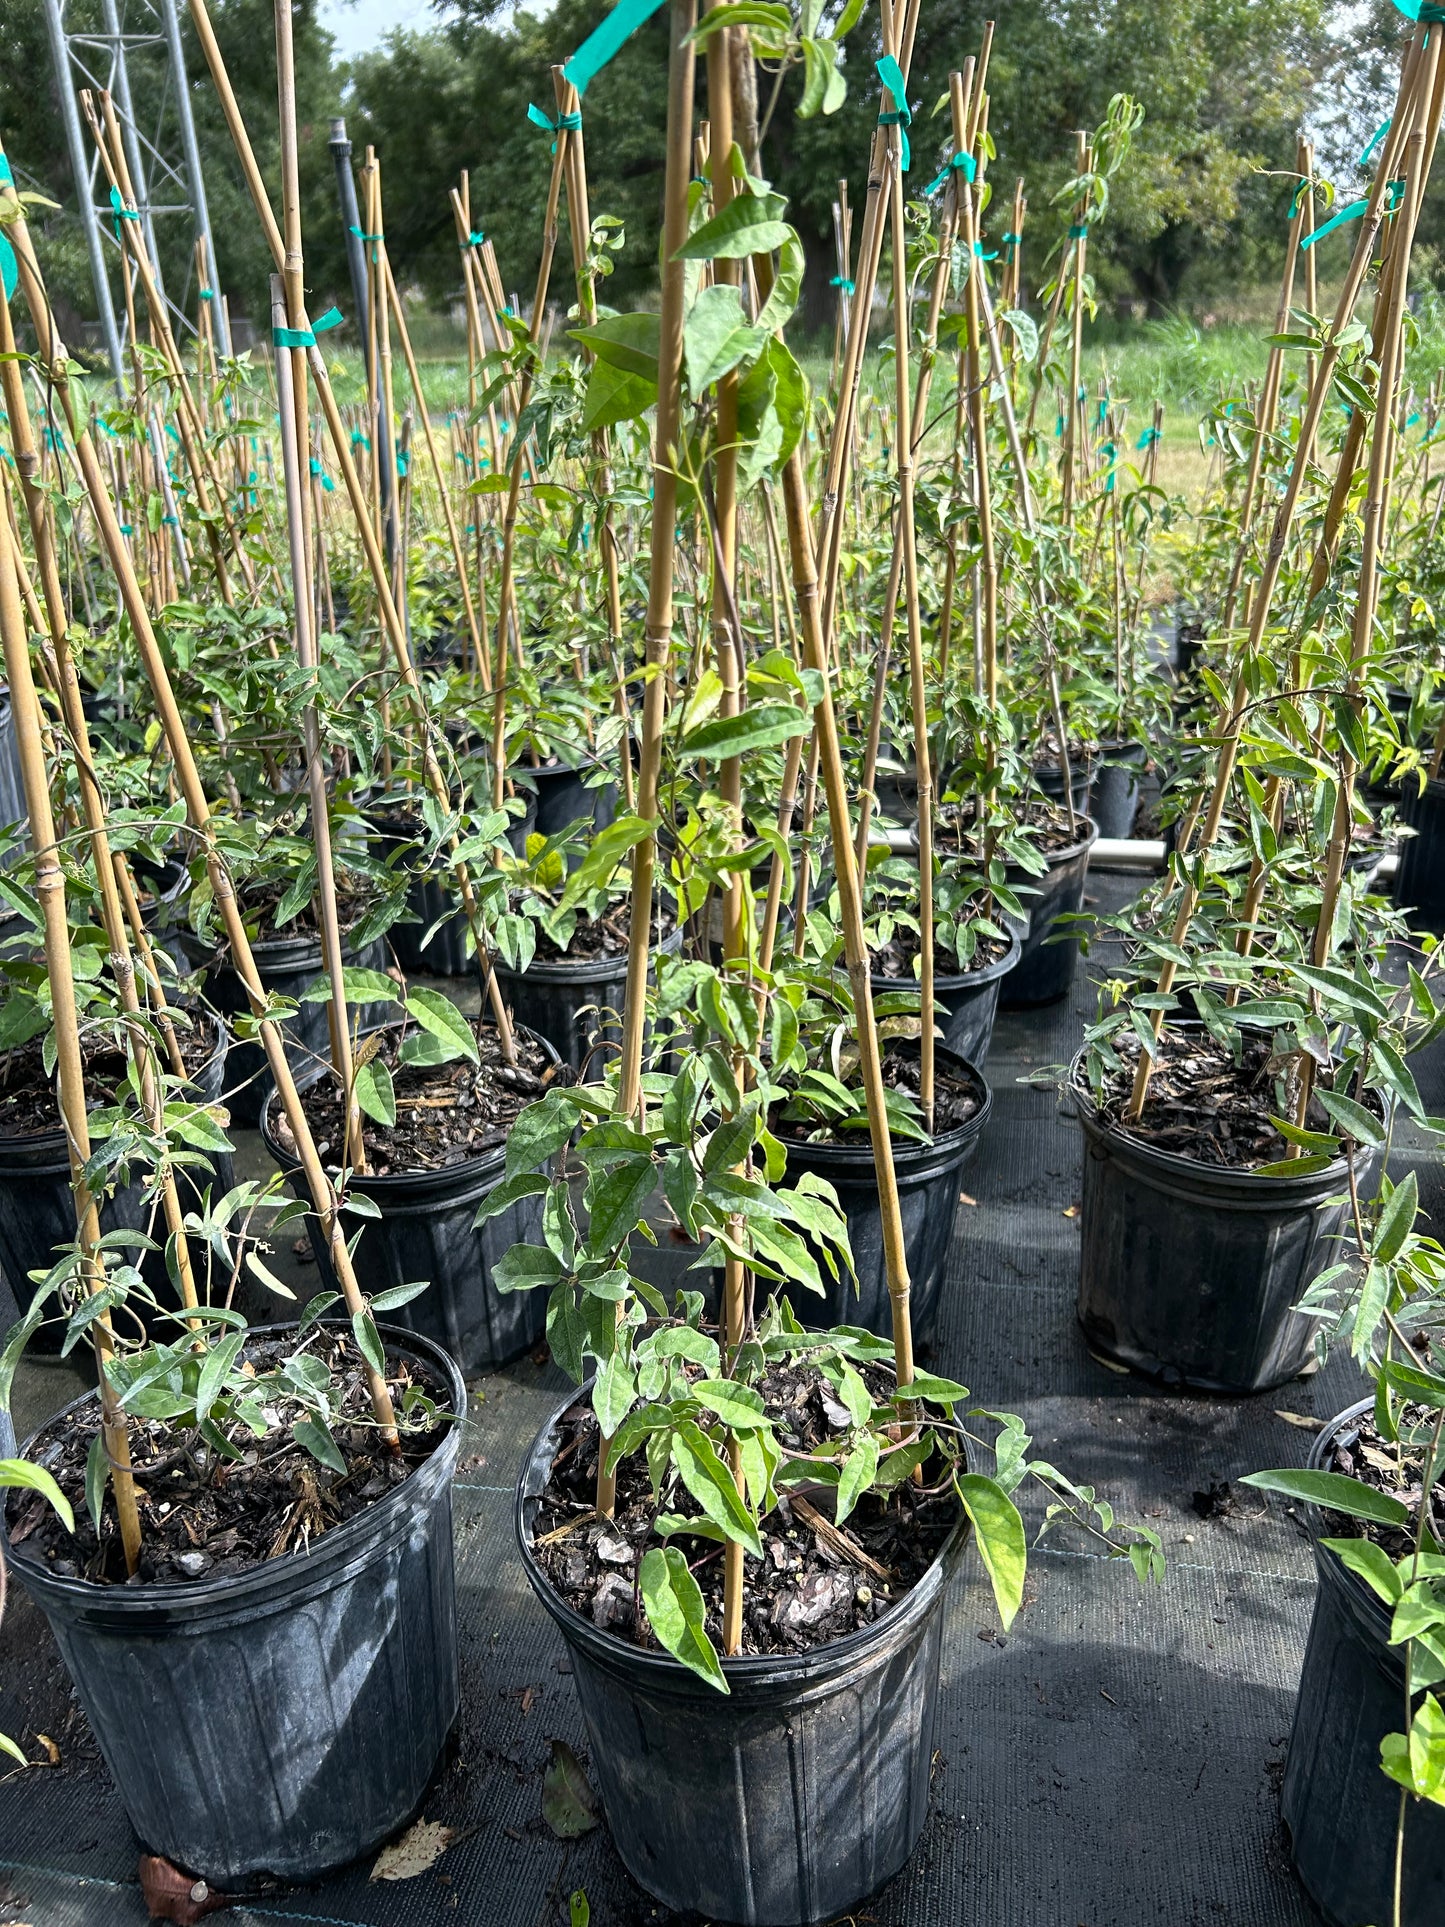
301,967 -> 400,1006
569,311 -> 661,379
684,284 -> 765,391
84,1429 -> 108,1537
354,1055 -> 396,1128
1322,1535 -> 1404,1605
673,1418 -> 763,1556
352,1310 -> 387,1376
1380,1691 -> 1445,1804
674,193 -> 791,262
639,1546 -> 728,1691
293,1415 -> 347,1475
956,1472 -> 1026,1630
369,1281 -> 429,1311
493,1244 -> 564,1293
194,1330 -> 245,1427
542,1738 -> 600,1838
836,1432 -> 879,1524
405,988 -> 478,1064
586,1155 -> 656,1253
691,1378 -> 767,1429
1317,1089 -> 1386,1147
703,1102 -> 759,1174
1373,1171 -> 1419,1267
474,1170 -> 550,1227
579,357 -> 656,432
681,701 -> 809,760
1239,1468 -> 1410,1525
593,1352 -> 637,1436
505,1088 -> 580,1178
0,1456 -> 74,1533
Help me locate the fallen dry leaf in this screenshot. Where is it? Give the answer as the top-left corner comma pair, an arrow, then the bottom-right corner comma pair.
1062,1205 -> 1079,1219
1087,1349 -> 1131,1375
1274,1410 -> 1324,1431
34,1735 -> 59,1767
138,1856 -> 233,1922
369,1820 -> 465,1882
958,1191 -> 976,1206
543,1739 -> 599,1839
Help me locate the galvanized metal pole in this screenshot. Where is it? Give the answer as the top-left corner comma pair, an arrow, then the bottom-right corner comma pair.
160,0 -> 229,352
99,0 -> 168,309
39,0 -> 125,381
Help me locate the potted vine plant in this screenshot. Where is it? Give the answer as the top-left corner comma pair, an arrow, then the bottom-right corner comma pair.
498,24 -> 1164,1924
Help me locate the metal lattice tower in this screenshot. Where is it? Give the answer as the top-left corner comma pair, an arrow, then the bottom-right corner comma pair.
40,0 -> 228,381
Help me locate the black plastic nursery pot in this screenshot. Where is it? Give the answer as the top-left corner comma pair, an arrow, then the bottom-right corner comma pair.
1032,756 -> 1094,820
6,1324 -> 464,1888
870,926 -> 1020,1072
1281,1399 -> 1445,1926
493,926 -> 680,1078
1001,817 -> 1099,1008
1089,742 -> 1148,841
0,1017 -> 233,1354
516,1384 -> 971,1927
1394,775 -> 1445,933
191,927 -> 390,1127
525,757 -> 618,846
1072,1060 -> 1377,1393
777,1047 -> 991,1340
258,1027 -> 556,1372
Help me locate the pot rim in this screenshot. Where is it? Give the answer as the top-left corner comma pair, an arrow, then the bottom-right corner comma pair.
0,1011 -> 229,1163
5,1320 -> 465,1613
1303,1395 -> 1396,1641
258,1018 -> 561,1193
1068,1043 -> 1365,1197
493,917 -> 682,985
774,1044 -> 991,1171
928,816 -> 1101,871
515,1379 -> 970,1693
869,919 -> 1022,995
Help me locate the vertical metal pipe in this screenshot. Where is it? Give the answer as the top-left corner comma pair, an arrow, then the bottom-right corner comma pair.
160,0 -> 228,351
39,0 -> 125,380
328,115 -> 393,555
99,0 -> 168,309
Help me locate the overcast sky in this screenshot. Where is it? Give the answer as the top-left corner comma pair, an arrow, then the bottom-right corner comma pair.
317,0 -> 442,59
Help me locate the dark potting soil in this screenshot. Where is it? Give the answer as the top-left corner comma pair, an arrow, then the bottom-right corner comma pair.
872,924 -> 1011,982
934,798 -> 1084,860
273,1020 -> 558,1174
772,1043 -> 982,1146
233,878 -> 375,946
1317,1403 -> 1445,1562
532,1364 -> 957,1658
0,1013 -> 222,1140
1087,1027 -> 1361,1170
529,899 -> 677,965
5,1332 -> 453,1587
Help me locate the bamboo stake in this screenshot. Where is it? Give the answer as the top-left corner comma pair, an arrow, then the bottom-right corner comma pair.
1124,24 -> 1435,1121
184,0 -> 517,1058
0,483 -> 142,1570
597,0 -> 698,1524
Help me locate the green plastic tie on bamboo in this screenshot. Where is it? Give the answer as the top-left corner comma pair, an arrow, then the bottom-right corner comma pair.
1360,119 -> 1391,165
1136,426 -> 1160,448
1300,196 -> 1367,249
199,287 -> 214,300
875,57 -> 911,171
1001,230 -> 1020,257
109,185 -> 139,241
830,274 -> 855,294
528,103 -> 582,153
396,448 -> 410,476
0,234 -> 14,304
563,0 -> 667,96
1394,0 -> 1445,23
1068,221 -> 1088,239
0,157 -> 12,185
273,305 -> 344,349
924,148 -> 975,197
118,522 -> 132,534
351,428 -> 371,451
1408,410 -> 1423,427
465,230 -> 485,247
974,241 -> 997,260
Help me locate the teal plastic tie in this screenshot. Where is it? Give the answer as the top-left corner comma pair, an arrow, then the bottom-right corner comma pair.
830,274 -> 855,294
396,448 -> 410,476
875,56 -> 912,172
1136,426 -> 1161,449
466,230 -> 485,247
1001,230 -> 1020,257
0,233 -> 15,304
0,157 -> 12,186
1394,0 -> 1445,21
1068,221 -> 1088,239
563,0 -> 667,96
528,104 -> 582,153
273,305 -> 344,349
924,148 -> 975,197
1360,119 -> 1391,165
109,185 -> 139,241
1300,197 -> 1367,249
974,241 -> 997,260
